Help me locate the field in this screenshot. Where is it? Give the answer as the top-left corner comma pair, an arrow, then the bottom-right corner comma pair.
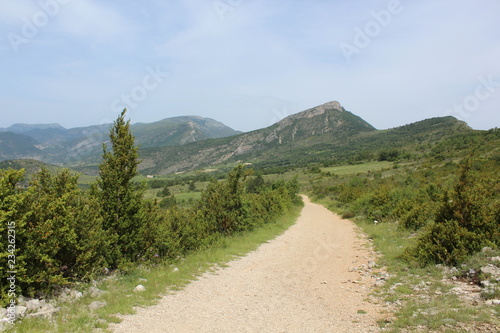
321,161 -> 393,175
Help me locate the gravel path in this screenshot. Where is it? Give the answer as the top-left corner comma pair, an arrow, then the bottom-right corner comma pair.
111,196 -> 384,332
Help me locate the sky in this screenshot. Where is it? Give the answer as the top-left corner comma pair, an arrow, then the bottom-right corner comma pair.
0,0 -> 499,132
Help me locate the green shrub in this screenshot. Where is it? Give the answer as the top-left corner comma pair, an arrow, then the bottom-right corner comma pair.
378,149 -> 401,161
406,157 -> 499,265
403,220 -> 476,266
341,211 -> 356,219
159,195 -> 177,209
0,168 -> 108,300
157,186 -> 171,197
401,201 -> 436,230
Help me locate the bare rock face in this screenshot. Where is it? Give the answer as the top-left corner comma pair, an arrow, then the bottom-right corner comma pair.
313,101 -> 343,113
25,299 -> 42,311
481,265 -> 500,280
70,290 -> 83,300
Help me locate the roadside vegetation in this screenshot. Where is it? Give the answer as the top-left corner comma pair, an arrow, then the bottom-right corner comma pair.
0,110 -> 301,331
4,207 -> 302,333
305,128 -> 500,331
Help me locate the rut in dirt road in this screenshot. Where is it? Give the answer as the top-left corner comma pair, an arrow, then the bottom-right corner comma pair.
111,195 -> 384,333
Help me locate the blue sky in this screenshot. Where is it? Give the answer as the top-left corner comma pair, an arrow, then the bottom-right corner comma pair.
1,0 -> 499,132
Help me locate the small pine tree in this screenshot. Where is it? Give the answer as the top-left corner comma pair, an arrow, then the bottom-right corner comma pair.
246,173 -> 265,193
188,180 -> 196,192
407,156 -> 497,265
435,156 -> 492,237
91,109 -> 145,267
158,185 -> 171,197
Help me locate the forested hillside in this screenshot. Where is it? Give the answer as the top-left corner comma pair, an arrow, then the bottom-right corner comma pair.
138,107 -> 474,175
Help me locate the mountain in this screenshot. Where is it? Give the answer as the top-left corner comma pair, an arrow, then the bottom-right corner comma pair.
0,123 -> 66,133
0,132 -> 43,160
0,123 -> 69,146
138,102 -> 474,175
0,159 -> 63,179
0,116 -> 241,164
139,101 -> 377,174
132,116 -> 241,148
1,101 -> 476,176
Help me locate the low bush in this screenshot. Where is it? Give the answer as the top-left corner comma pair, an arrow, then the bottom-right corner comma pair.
405,157 -> 499,265
1,168 -> 108,300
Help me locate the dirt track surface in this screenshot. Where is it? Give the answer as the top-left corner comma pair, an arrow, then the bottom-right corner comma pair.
111,195 -> 384,332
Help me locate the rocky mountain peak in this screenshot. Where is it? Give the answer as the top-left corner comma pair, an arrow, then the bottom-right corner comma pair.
301,100 -> 343,116
315,100 -> 343,112
276,101 -> 344,127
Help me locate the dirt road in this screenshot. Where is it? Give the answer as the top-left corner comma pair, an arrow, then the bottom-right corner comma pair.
111,196 -> 384,332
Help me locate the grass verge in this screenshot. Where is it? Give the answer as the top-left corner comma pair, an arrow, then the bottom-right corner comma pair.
6,205 -> 302,333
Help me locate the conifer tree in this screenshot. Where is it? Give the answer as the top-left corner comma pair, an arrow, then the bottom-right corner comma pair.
92,109 -> 144,266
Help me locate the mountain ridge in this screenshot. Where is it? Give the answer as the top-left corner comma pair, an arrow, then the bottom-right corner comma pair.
0,115 -> 241,163
138,102 -> 472,175
138,101 -> 377,174
0,101 -> 475,176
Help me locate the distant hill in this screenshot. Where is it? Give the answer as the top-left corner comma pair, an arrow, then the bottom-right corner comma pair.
132,116 -> 242,148
1,101 -> 478,176
138,101 -> 378,174
0,123 -> 66,133
0,116 -> 241,164
138,102 -> 473,175
0,132 -> 43,160
0,158 -> 61,175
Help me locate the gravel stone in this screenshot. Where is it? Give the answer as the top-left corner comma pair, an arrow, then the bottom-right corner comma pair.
133,285 -> 146,293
